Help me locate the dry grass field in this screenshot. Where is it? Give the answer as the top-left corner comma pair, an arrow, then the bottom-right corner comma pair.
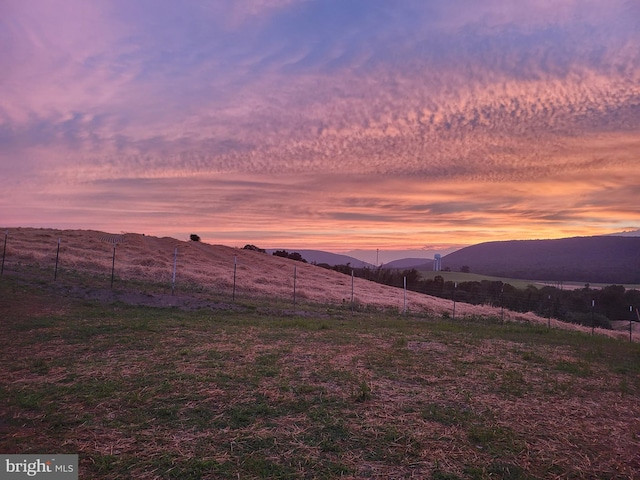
1,228 -> 634,340
2,228 -> 640,479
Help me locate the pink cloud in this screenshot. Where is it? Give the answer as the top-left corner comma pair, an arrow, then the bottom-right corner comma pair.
1,0 -> 639,249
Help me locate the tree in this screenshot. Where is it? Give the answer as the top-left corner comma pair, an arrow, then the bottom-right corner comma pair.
190,234 -> 201,242
402,269 -> 421,289
333,263 -> 352,275
460,265 -> 470,273
272,250 -> 307,262
287,252 -> 307,263
432,275 -> 445,295
243,244 -> 265,253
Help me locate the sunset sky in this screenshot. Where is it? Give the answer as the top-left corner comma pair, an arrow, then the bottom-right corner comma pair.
2,0 -> 639,258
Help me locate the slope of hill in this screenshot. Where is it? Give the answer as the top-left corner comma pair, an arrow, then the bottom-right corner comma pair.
442,236 -> 640,284
2,227 -> 635,340
3,228 -> 608,329
0,228 -> 484,317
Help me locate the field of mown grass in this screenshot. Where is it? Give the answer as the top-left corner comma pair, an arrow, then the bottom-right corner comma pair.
2,274 -> 640,479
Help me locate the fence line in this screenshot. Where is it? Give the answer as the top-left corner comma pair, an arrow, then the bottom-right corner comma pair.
1,230 -> 638,341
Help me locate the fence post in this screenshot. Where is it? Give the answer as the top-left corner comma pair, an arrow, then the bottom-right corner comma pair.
232,255 -> 237,301
172,247 -> 178,295
54,238 -> 61,280
1,230 -> 8,275
591,299 -> 595,335
452,282 -> 457,320
403,276 -> 407,315
110,244 -> 117,288
293,266 -> 297,312
351,269 -> 354,312
630,306 -> 633,343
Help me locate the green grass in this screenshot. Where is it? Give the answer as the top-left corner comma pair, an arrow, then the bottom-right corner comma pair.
418,270 -> 543,289
418,269 -> 640,290
2,275 -> 640,479
422,403 -> 478,426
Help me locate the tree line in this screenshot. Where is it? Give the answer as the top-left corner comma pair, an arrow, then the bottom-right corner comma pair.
319,264 -> 639,329
243,245 -> 308,263
240,246 -> 638,328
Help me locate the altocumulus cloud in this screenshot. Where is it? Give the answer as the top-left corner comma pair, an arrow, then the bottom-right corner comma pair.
1,0 -> 639,248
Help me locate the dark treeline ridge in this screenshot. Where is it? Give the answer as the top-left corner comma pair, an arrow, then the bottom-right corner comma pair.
243,246 -> 308,263
272,250 -> 308,263
317,264 -> 640,329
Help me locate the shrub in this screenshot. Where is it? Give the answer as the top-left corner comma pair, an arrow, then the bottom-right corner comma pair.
272,250 -> 307,263
243,244 -> 266,253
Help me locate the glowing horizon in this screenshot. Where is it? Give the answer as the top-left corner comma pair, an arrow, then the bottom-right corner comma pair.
2,1 -> 639,251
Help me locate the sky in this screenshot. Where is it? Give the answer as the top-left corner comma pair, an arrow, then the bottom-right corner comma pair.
2,0 -> 639,259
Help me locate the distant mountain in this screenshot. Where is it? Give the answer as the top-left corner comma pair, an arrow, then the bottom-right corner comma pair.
343,247 -> 463,265
265,250 -> 437,269
442,236 -> 640,284
383,258 -> 434,269
607,229 -> 640,237
266,249 -> 374,268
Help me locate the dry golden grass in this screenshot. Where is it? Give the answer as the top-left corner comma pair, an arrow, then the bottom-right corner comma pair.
1,283 -> 639,479
1,227 -> 637,341
2,229 -> 640,478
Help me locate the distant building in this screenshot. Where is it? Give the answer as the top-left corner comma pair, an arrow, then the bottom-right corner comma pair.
433,254 -> 442,271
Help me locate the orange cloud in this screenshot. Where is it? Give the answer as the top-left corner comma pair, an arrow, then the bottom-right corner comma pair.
2,0 -> 639,251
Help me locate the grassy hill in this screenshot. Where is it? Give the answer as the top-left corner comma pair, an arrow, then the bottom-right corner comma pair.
0,227 -> 569,327
2,275 -> 640,478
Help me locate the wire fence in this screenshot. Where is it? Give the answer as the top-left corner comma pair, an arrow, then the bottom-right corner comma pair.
0,230 -> 379,312
1,229 -> 638,341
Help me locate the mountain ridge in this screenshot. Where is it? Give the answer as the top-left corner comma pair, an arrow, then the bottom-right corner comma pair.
440,235 -> 640,284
